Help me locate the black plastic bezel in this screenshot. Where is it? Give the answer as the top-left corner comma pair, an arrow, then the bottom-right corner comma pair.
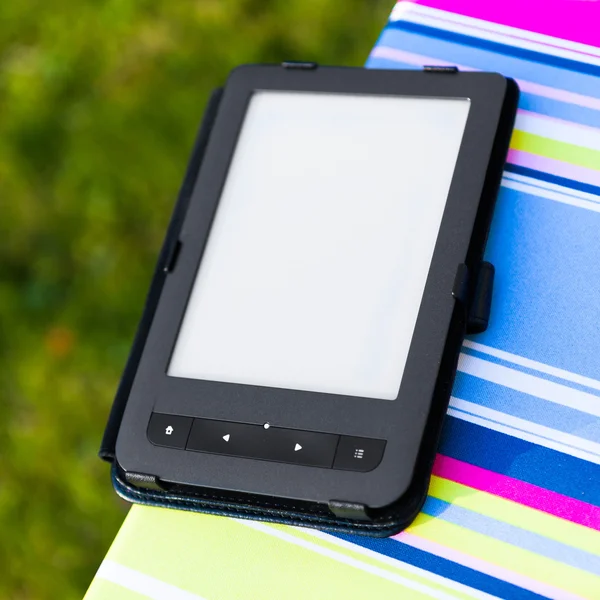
113,65 -> 517,513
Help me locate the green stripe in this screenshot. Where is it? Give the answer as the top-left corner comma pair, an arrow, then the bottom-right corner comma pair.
84,578 -> 148,600
511,130 -> 600,171
429,476 -> 600,557
105,506 -> 439,600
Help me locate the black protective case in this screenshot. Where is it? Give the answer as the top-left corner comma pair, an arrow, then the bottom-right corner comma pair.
100,66 -> 519,536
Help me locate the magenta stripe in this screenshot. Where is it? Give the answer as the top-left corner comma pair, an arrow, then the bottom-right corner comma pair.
433,455 -> 600,531
405,3 -> 600,63
413,0 -> 600,47
507,149 -> 600,186
395,532 -> 584,600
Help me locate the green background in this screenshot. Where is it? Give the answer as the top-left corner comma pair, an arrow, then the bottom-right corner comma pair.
0,1 -> 390,598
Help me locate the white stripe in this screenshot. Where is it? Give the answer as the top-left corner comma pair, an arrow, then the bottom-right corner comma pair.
369,45 -> 600,112
95,560 -> 206,600
235,519 -> 464,600
463,340 -> 600,392
450,397 -> 600,458
392,2 -> 600,62
516,110 -> 600,153
501,177 -> 600,213
297,528 -> 500,600
503,171 -> 600,204
458,354 -> 600,417
448,407 -> 600,464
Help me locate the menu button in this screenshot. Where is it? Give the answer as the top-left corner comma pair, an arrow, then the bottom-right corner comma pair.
332,436 -> 386,472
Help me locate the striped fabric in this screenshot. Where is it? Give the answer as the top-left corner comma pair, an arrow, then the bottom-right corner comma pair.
85,2 -> 600,599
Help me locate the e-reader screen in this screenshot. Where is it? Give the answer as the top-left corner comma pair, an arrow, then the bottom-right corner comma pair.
168,91 -> 470,400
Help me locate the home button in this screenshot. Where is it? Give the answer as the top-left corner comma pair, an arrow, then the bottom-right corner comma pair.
147,413 -> 194,449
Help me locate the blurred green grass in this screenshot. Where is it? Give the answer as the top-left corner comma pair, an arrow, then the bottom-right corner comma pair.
0,1 -> 390,598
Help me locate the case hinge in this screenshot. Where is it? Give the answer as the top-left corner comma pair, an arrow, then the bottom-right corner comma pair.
124,471 -> 163,491
328,500 -> 372,521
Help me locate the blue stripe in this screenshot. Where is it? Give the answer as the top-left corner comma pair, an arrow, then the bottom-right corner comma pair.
440,417 -> 600,506
377,28 -> 600,98
365,55 -> 417,70
459,346 -> 600,398
504,163 -> 600,198
423,497 -> 600,576
453,369 -> 600,443
519,91 -> 600,130
451,405 -> 599,465
387,21 -> 600,79
480,186 -> 600,381
333,532 -> 547,600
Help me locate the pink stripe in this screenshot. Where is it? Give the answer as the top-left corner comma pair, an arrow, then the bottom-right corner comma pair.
508,149 -> 600,186
370,46 -> 600,110
395,532 -> 585,600
412,0 -> 600,47
370,45 -> 474,70
433,455 -> 600,531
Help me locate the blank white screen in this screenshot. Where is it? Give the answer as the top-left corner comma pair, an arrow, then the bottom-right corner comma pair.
168,91 -> 470,400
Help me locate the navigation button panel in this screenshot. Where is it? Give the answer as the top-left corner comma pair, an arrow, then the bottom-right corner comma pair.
186,418 -> 339,468
147,413 -> 386,472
